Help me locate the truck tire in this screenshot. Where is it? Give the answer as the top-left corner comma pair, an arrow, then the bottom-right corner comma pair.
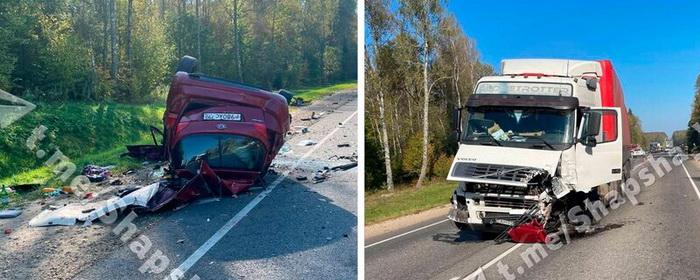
176,56 -> 199,73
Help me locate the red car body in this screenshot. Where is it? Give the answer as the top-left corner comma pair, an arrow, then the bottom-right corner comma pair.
162,72 -> 290,193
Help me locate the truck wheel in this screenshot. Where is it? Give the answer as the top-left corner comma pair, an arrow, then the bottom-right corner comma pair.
176,56 -> 199,73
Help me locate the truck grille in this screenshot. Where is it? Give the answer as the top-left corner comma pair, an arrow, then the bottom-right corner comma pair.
482,212 -> 521,221
451,162 -> 544,183
476,184 -> 535,196
483,197 -> 535,209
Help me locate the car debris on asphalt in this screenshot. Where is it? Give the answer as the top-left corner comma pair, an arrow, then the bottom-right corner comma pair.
81,165 -> 112,183
331,162 -> 358,171
298,140 -> 317,146
312,168 -> 330,184
0,209 -> 22,219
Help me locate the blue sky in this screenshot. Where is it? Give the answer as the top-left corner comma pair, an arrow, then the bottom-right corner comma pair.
448,1 -> 700,136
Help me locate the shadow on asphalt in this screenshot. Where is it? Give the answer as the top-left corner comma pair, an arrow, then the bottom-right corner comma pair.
158,172 -> 357,278
432,230 -> 489,244
33,170 -> 358,279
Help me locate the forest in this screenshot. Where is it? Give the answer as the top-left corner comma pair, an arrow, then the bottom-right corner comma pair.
365,0 -> 493,191
0,0 -> 357,103
364,0 -> 648,192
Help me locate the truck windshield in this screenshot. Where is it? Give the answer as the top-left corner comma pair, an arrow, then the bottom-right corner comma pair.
173,134 -> 266,172
462,107 -> 574,150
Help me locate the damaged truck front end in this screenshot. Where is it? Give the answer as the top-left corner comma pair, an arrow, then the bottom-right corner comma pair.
448,163 -> 549,233
447,61 -> 629,242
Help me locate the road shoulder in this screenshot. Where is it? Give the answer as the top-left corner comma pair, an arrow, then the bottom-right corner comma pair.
365,204 -> 450,242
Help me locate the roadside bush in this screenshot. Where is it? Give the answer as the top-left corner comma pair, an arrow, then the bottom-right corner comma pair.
431,153 -> 453,178
400,134 -> 434,179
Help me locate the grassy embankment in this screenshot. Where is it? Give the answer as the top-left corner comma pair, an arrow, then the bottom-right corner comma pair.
0,103 -> 165,186
365,180 -> 456,225
292,81 -> 357,102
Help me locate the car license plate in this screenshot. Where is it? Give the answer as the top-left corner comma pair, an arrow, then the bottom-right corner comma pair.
202,113 -> 242,121
494,219 -> 515,226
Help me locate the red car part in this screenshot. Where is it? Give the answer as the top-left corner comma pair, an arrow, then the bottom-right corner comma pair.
507,220 -> 548,243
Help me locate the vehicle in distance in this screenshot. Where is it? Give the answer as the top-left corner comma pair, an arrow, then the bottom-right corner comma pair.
631,147 -> 646,157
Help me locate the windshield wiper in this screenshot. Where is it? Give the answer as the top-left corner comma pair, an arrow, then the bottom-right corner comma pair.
527,136 -> 555,150
477,134 -> 502,146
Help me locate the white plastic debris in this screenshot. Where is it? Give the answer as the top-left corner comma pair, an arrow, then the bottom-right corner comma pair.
298,140 -> 317,146
29,182 -> 160,227
0,209 -> 22,219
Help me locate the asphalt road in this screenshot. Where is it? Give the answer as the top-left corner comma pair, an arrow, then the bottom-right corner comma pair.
0,91 -> 357,280
365,151 -> 700,280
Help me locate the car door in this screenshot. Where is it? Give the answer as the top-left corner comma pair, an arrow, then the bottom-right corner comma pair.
575,107 -> 623,192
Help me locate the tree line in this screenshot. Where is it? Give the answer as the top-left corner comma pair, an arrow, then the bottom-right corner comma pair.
687,75 -> 700,151
365,0 -> 493,191
0,0 -> 357,103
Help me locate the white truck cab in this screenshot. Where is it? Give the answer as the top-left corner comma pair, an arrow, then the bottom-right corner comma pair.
448,59 -> 630,234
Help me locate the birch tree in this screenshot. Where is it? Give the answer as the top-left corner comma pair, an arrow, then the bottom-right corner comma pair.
366,0 -> 395,191
399,0 -> 443,188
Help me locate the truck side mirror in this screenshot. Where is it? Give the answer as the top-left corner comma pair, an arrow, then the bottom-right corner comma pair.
452,108 -> 461,132
452,108 -> 462,142
586,112 -> 601,136
585,77 -> 598,91
583,135 -> 597,147
579,111 -> 601,147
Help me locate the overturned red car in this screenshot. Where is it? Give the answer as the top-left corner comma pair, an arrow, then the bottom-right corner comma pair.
125,56 -> 290,207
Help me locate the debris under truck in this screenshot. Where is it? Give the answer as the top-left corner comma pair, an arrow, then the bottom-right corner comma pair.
447,59 -> 631,242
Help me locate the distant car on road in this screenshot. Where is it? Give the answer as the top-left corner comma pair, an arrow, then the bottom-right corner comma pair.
631,148 -> 646,157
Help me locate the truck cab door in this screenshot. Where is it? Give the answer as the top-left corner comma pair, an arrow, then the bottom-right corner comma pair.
575,107 -> 623,192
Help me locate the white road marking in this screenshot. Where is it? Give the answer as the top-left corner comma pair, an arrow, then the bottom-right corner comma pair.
460,243 -> 524,280
173,110 -> 358,275
365,219 -> 450,248
681,161 -> 700,200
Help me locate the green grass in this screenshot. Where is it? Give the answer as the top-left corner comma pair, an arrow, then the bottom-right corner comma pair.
293,81 -> 356,102
0,103 -> 164,186
0,139 -> 149,186
365,180 -> 457,225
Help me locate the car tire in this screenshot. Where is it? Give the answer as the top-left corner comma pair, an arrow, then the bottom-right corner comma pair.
176,56 -> 199,73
